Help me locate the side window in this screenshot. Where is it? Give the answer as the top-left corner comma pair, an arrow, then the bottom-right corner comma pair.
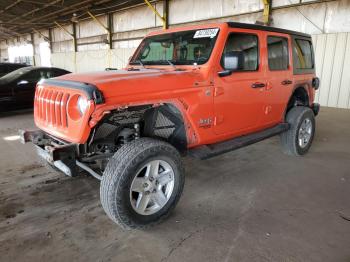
294,39 -> 314,69
23,70 -> 50,83
24,70 -> 42,83
267,36 -> 289,70
43,70 -> 54,79
52,70 -> 62,77
221,33 -> 259,71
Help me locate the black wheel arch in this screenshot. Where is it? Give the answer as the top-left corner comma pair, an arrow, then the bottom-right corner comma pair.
143,104 -> 188,153
286,86 -> 310,114
85,103 -> 188,156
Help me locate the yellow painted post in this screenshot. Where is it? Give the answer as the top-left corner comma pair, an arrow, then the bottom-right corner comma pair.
163,0 -> 169,30
144,0 -> 166,29
262,0 -> 272,25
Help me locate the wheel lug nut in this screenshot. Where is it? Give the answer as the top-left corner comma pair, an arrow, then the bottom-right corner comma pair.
152,189 -> 156,193
145,191 -> 150,195
143,183 -> 148,188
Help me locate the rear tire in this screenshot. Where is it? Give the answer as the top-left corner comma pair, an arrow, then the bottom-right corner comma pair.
100,138 -> 185,229
280,106 -> 315,156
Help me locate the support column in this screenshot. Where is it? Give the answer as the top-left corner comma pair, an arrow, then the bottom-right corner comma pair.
48,28 -> 53,54
54,21 -> 77,72
87,11 -> 113,68
107,13 -> 113,50
30,33 -> 36,66
262,0 -> 272,25
163,0 -> 169,29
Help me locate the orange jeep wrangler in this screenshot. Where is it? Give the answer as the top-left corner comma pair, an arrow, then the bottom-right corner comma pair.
20,22 -> 320,229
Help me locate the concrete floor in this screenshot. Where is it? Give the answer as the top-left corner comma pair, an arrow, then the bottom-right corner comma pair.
0,107 -> 349,262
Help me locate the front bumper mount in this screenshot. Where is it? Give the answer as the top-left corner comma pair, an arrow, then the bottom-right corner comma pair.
20,129 -> 78,177
19,130 -> 102,180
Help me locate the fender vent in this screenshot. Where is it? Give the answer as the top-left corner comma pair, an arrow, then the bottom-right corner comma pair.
154,111 -> 176,139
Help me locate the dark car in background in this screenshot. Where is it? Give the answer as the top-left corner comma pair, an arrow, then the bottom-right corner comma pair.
0,62 -> 29,77
0,66 -> 70,111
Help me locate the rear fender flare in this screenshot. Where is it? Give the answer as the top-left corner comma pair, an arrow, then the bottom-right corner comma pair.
284,84 -> 311,117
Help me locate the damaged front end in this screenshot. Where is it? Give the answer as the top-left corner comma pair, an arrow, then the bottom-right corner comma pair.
20,99 -> 188,180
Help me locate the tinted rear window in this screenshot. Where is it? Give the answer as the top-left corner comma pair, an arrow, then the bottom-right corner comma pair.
267,36 -> 289,70
294,39 -> 314,69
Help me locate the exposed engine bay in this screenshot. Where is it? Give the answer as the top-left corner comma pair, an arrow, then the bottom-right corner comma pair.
79,104 -> 187,172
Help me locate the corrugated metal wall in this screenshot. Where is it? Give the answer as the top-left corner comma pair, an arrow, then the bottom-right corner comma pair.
313,33 -> 350,109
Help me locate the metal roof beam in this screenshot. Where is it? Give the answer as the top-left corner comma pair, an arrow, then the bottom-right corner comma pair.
6,0 -> 63,24
0,0 -> 22,15
8,0 -> 100,30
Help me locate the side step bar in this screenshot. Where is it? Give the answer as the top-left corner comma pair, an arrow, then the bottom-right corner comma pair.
189,123 -> 290,160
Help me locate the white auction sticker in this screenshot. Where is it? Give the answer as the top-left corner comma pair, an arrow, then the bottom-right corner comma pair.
193,28 -> 219,39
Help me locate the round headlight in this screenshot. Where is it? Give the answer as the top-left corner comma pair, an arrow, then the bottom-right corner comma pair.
77,96 -> 88,115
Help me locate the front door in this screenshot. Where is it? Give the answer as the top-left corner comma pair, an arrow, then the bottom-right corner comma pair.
214,30 -> 266,135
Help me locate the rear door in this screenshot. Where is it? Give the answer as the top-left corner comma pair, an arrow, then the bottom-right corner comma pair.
214,30 -> 266,135
263,33 -> 293,125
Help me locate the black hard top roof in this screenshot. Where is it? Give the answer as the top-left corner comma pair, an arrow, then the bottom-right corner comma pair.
227,22 -> 311,38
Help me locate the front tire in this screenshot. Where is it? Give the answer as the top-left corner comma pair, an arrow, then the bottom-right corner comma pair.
100,138 -> 185,229
280,106 -> 315,156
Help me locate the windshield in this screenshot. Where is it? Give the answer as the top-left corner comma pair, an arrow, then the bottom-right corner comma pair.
0,67 -> 31,82
130,28 -> 220,66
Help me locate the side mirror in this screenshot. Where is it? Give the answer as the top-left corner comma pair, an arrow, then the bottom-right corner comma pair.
218,51 -> 244,77
17,80 -> 29,86
223,51 -> 243,71
218,70 -> 232,77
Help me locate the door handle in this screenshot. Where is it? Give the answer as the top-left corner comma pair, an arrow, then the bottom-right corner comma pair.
281,80 -> 293,85
251,82 -> 266,88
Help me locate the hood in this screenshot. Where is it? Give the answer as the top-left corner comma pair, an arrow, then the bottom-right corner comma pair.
53,68 -> 204,99
57,68 -> 164,85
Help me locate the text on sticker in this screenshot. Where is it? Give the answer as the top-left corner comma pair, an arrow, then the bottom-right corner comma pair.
193,28 -> 219,39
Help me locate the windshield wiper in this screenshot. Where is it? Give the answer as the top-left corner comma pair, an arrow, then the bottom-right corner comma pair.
135,60 -> 145,68
163,59 -> 177,69
128,60 -> 146,71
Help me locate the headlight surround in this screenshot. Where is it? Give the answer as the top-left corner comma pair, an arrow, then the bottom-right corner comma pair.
77,95 -> 88,115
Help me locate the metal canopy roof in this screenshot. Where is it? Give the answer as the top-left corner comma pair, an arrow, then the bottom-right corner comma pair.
0,0 -> 148,41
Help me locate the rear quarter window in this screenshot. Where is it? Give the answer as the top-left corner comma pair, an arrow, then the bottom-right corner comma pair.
292,37 -> 315,74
